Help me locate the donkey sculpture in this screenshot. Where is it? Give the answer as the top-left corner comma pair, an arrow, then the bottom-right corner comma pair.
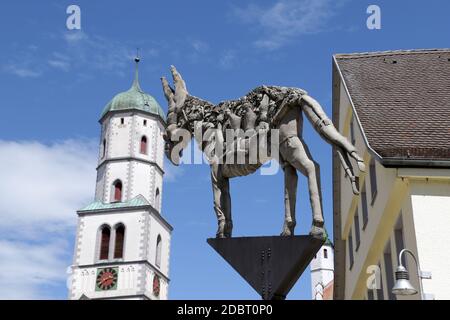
161,66 -> 364,239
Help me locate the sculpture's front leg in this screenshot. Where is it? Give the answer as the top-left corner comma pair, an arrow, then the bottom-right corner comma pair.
210,164 -> 233,238
281,161 -> 298,236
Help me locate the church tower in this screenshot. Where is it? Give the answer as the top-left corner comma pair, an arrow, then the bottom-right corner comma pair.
310,236 -> 334,300
69,57 -> 172,300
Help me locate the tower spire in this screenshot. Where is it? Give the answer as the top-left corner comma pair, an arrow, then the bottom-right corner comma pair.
132,48 -> 142,91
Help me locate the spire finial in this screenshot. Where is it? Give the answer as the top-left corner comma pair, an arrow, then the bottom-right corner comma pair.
132,48 -> 141,90
135,48 -> 140,63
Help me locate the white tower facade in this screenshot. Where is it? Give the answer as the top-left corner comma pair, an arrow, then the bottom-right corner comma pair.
310,241 -> 334,300
69,59 -> 172,300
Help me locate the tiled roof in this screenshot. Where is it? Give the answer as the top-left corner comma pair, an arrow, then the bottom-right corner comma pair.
78,194 -> 150,212
335,49 -> 450,161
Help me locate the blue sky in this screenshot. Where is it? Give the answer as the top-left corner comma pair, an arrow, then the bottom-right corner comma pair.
0,0 -> 449,300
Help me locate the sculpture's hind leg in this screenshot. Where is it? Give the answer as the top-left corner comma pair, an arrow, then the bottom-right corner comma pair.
210,164 -> 233,238
280,136 -> 325,239
281,162 -> 298,236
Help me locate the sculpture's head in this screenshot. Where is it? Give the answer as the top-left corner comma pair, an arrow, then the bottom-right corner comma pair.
161,66 -> 190,166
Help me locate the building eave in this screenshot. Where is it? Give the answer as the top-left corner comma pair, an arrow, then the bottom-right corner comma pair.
73,259 -> 170,283
77,204 -> 173,232
379,158 -> 450,168
99,109 -> 167,128
97,157 -> 165,176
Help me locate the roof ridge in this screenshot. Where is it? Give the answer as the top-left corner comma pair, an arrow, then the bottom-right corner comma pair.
334,48 -> 450,59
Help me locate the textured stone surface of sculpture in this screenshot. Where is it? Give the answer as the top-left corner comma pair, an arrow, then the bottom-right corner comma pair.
162,66 -> 365,239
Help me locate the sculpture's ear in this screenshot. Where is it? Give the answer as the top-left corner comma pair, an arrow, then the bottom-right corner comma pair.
161,77 -> 175,108
170,65 -> 188,110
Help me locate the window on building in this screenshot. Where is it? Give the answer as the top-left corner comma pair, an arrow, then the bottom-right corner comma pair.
350,116 -> 356,145
140,136 -> 148,154
143,119 -> 147,126
394,214 -> 407,268
383,242 -> 396,300
102,138 -> 106,158
367,289 -> 375,300
376,263 -> 385,300
120,118 -> 124,125
354,208 -> 361,251
156,235 -> 162,268
361,183 -> 369,229
155,188 -> 160,210
369,158 -> 378,204
324,248 -> 328,259
348,229 -> 354,269
112,180 -> 122,202
114,224 -> 125,259
99,225 -> 111,260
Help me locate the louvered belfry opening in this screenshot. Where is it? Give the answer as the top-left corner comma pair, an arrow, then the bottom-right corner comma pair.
99,226 -> 111,260
114,224 -> 125,259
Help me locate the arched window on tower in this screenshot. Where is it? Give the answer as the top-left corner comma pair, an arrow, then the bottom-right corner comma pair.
102,138 -> 106,158
155,235 -> 162,268
324,248 -> 328,259
99,225 -> 111,260
112,180 -> 123,202
140,136 -> 147,154
155,188 -> 160,211
114,224 -> 125,259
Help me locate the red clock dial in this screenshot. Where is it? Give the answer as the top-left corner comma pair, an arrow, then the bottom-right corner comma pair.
96,267 -> 118,291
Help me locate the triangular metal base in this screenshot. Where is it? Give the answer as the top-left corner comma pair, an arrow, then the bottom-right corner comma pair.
207,235 -> 324,300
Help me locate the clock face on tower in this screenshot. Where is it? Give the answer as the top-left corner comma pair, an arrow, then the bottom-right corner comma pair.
153,274 -> 160,297
96,267 -> 118,291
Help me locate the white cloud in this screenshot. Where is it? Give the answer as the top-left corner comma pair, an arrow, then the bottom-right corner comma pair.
0,139 -> 97,232
63,31 -> 88,44
48,59 -> 71,71
62,31 -> 134,75
191,39 -> 210,53
233,0 -> 340,50
219,50 -> 237,69
0,139 -> 97,299
164,158 -> 184,182
0,240 -> 70,299
3,64 -> 42,78
2,31 -> 143,78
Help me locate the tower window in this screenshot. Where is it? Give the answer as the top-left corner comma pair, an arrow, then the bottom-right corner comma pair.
140,136 -> 148,155
156,235 -> 162,268
324,248 -> 328,259
112,180 -> 123,202
99,225 -> 111,260
114,224 -> 125,259
120,118 -> 124,125
143,119 -> 147,126
155,188 -> 160,211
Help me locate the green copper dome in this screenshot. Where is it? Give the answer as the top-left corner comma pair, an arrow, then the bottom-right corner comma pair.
101,60 -> 165,120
